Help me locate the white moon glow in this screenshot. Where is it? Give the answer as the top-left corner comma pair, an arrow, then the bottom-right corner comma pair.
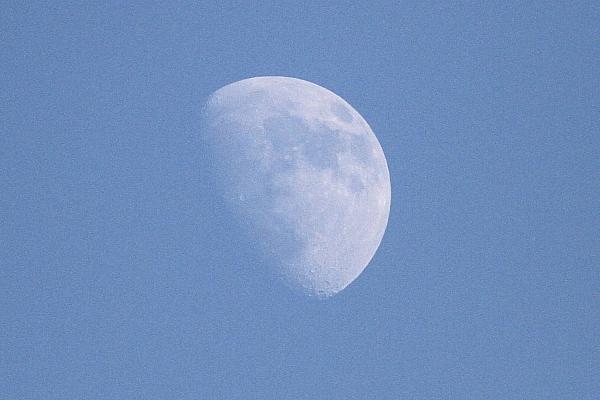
202,76 -> 391,298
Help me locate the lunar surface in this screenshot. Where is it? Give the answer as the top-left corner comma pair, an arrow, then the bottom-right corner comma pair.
202,76 -> 390,298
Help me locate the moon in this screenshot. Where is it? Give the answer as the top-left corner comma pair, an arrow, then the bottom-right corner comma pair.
202,76 -> 391,298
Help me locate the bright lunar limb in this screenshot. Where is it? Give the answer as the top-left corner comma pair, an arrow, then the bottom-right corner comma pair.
202,76 -> 391,298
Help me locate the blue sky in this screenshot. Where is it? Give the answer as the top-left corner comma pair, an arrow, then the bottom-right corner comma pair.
1,1 -> 598,398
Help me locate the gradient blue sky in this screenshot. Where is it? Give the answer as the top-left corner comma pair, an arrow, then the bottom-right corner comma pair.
1,2 -> 598,399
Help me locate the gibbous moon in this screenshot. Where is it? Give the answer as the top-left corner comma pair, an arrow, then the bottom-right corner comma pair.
202,76 -> 390,298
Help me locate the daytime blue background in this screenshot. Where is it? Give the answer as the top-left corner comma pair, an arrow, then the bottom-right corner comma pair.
2,1 -> 598,398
